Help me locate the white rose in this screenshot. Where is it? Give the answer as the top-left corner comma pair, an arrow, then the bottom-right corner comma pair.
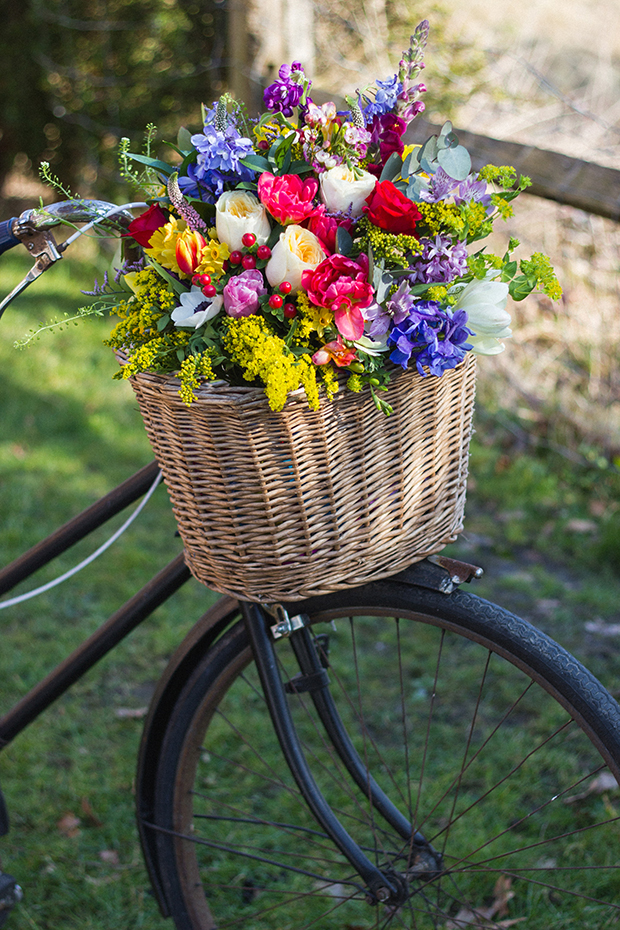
171,287 -> 223,329
453,279 -> 512,355
215,191 -> 271,253
265,225 -> 326,293
319,165 -> 377,217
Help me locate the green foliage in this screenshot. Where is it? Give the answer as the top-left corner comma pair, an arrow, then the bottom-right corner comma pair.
0,0 -> 227,198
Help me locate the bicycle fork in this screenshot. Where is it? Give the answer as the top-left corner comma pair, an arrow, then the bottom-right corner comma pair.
241,601 -> 443,907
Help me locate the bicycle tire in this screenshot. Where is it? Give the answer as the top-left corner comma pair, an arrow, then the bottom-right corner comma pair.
145,582 -> 620,929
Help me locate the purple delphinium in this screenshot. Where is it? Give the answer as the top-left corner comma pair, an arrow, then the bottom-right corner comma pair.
362,75 -> 404,119
264,62 -> 306,117
409,235 -> 469,285
186,102 -> 256,200
387,299 -> 472,376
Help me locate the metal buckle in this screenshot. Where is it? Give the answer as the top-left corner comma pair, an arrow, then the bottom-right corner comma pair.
266,605 -> 309,640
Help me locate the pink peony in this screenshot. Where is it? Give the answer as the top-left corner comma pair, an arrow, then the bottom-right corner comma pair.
223,269 -> 267,318
306,206 -> 354,254
301,253 -> 373,341
258,172 -> 319,225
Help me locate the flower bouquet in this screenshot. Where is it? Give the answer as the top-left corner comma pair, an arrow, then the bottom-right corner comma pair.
71,21 -> 559,600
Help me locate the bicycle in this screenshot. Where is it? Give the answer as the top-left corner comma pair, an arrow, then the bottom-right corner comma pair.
1,200 -> 619,929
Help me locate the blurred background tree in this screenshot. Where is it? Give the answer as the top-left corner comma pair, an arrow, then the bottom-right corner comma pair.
0,0 -> 485,206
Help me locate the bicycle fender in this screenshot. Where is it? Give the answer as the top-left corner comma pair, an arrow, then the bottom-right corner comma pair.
136,594 -> 239,918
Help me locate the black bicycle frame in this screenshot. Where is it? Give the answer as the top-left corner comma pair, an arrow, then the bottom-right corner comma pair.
0,461 -> 192,753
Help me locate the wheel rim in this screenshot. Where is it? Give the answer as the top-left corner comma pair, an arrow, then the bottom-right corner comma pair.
160,607 -> 620,929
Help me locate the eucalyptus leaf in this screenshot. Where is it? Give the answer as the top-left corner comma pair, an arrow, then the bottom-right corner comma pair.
437,145 -> 471,181
443,131 -> 459,149
407,176 -> 429,201
419,155 -> 438,176
336,226 -> 353,256
379,151 -> 403,183
420,135 -> 438,162
438,120 -> 453,139
376,271 -> 395,303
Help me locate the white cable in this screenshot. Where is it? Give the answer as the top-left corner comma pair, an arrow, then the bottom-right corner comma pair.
0,469 -> 163,610
61,201 -> 148,248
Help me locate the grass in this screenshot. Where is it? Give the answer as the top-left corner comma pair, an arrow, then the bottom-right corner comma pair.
1,246 -> 620,927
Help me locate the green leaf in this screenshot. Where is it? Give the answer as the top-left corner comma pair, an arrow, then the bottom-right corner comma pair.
267,223 -> 285,249
177,127 -> 193,153
379,151 -> 403,183
240,154 -> 271,173
126,152 -> 175,174
288,160 -> 313,175
508,274 -> 535,301
336,226 -> 353,256
501,261 -> 518,280
147,259 -> 187,296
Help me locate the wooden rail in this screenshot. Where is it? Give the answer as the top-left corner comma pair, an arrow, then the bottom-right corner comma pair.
405,118 -> 620,223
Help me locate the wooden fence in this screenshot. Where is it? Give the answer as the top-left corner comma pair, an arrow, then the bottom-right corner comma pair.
406,118 -> 620,223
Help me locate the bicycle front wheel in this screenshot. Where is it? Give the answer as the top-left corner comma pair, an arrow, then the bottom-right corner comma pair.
147,583 -> 620,929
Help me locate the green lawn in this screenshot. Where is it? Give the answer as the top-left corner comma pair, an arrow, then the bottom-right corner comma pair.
1,247 -> 620,928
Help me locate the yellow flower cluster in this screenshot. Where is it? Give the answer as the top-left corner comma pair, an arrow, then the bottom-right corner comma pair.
119,331 -> 191,380
319,366 -> 339,400
223,316 -> 320,411
106,267 -> 176,349
178,353 -> 217,405
417,201 -> 490,241
357,219 -> 423,267
296,292 -> 334,340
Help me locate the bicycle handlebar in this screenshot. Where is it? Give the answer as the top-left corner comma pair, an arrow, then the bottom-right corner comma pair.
0,199 -> 146,319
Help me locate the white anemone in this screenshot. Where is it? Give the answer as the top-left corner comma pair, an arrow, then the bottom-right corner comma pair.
453,278 -> 512,355
171,287 -> 223,329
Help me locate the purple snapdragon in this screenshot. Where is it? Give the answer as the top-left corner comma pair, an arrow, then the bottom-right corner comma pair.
264,62 -> 307,117
387,296 -> 472,376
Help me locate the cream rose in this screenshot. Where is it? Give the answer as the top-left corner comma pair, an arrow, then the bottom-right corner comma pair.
319,165 -> 377,217
265,225 -> 326,293
215,191 -> 271,252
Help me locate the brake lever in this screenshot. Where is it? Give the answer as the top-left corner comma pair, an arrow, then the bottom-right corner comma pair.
0,222 -> 63,320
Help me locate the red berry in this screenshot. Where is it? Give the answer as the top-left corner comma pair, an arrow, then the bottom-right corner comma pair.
222,260 -> 230,272
279,280 -> 292,295
202,284 -> 217,298
269,294 -> 284,310
256,245 -> 272,260
242,254 -> 256,270
229,250 -> 242,265
283,302 -> 297,319
192,273 -> 211,287
242,232 -> 257,247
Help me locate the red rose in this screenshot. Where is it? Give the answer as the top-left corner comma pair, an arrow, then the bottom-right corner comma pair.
363,180 -> 421,235
127,204 -> 169,247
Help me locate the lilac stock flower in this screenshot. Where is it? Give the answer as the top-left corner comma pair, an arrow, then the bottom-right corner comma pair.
387,297 -> 472,376
264,62 -> 306,117
362,75 -> 404,119
409,235 -> 469,285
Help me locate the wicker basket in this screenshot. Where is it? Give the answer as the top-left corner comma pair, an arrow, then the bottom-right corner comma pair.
129,353 -> 476,602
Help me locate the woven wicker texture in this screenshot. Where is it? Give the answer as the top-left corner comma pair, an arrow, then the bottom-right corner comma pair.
130,353 -> 476,602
